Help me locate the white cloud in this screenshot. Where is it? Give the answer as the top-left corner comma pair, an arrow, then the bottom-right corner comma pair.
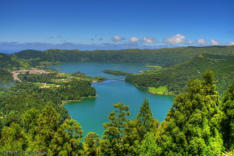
228,41 -> 234,46
210,39 -> 220,45
163,34 -> 186,44
143,37 -> 155,44
188,40 -> 193,45
197,39 -> 206,45
112,35 -> 124,42
130,37 -> 139,43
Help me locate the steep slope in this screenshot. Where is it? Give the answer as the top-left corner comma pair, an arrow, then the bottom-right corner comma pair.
126,54 -> 234,95
0,53 -> 29,70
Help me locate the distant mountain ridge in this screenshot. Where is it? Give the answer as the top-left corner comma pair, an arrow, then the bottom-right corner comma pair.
14,46 -> 234,67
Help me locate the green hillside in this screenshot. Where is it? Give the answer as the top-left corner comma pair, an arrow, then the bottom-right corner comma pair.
126,54 -> 234,95
14,46 -> 234,67
0,53 -> 29,70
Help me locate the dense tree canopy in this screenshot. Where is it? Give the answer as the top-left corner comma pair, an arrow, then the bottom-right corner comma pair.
14,46 -> 234,67
221,82 -> 234,149
155,71 -> 223,155
126,54 -> 234,96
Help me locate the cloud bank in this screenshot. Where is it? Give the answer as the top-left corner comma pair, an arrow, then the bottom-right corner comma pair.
228,41 -> 234,46
1,34 -> 233,53
163,34 -> 186,44
143,37 -> 155,44
112,35 -> 125,42
130,37 -> 140,43
197,39 -> 206,45
210,39 -> 220,45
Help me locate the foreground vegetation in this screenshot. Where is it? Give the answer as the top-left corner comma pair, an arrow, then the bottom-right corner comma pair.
0,71 -> 233,155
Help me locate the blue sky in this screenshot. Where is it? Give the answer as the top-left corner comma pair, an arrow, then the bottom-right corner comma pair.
0,0 -> 234,52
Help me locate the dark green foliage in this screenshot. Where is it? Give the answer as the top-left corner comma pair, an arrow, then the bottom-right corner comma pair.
0,58 -> 233,156
0,69 -> 13,82
139,132 -> 158,156
15,46 -> 234,67
0,106 -> 61,154
0,53 -> 24,69
155,71 -> 223,155
84,132 -> 100,156
57,80 -> 96,101
49,119 -> 83,155
122,120 -> 140,155
121,99 -> 159,155
101,102 -> 130,155
0,122 -> 27,153
14,50 -> 44,59
22,108 -> 40,133
221,82 -> 234,149
0,80 -> 95,130
0,83 -> 67,129
13,50 -> 47,67
136,99 -> 159,140
28,106 -> 61,152
0,69 -> 14,94
126,54 -> 234,95
19,72 -> 57,83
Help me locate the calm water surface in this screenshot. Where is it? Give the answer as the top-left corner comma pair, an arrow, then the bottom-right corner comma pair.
50,62 -> 173,136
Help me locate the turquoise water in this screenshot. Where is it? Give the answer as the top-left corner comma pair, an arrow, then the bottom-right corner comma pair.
50,63 -> 173,136
50,62 -> 152,79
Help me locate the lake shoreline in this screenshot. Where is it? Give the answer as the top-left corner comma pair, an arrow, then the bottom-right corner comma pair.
61,94 -> 98,106
50,62 -> 173,136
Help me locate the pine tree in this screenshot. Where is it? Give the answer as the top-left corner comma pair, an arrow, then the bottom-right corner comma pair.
101,102 -> 130,156
0,122 -> 27,154
26,105 -> 61,153
121,99 -> 159,155
221,82 -> 234,149
122,120 -> 140,156
22,108 -> 39,133
136,99 -> 159,140
84,132 -> 100,156
49,119 -> 83,155
156,71 -> 223,155
139,132 -> 158,156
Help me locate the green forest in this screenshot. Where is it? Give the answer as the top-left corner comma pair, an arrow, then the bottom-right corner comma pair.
14,46 -> 234,67
10,46 -> 234,96
126,54 -> 234,96
0,46 -> 233,155
0,71 -> 233,155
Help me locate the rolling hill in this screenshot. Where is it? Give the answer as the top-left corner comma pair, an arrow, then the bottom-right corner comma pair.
126,53 -> 234,96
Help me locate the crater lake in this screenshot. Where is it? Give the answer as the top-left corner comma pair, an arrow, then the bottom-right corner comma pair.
50,62 -> 173,136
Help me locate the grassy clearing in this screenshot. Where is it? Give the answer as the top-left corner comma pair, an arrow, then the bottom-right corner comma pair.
148,86 -> 173,95
145,65 -> 162,70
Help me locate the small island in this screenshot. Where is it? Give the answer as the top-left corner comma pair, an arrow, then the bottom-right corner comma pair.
103,70 -> 130,76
